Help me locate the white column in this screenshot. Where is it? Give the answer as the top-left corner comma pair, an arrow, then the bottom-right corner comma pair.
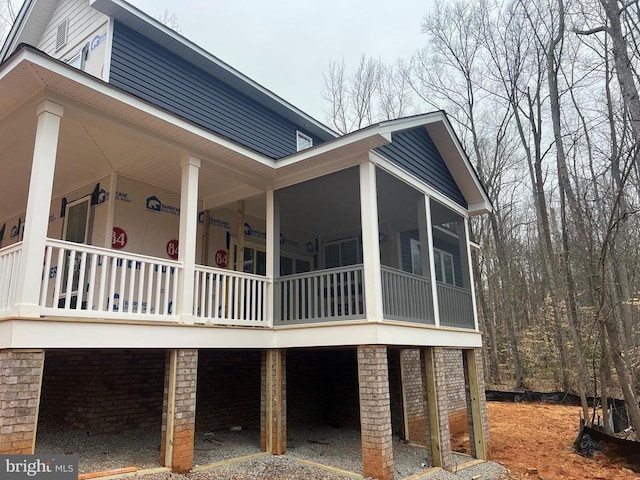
463,218 -> 480,331
15,100 -> 64,317
177,155 -> 200,323
265,190 -> 279,326
424,196 -> 441,327
360,160 -> 383,320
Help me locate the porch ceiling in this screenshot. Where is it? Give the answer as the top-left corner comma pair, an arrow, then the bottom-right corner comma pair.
0,49 -> 277,221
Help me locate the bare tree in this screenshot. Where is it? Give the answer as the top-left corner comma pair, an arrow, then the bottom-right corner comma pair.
0,0 -> 19,46
155,9 -> 182,34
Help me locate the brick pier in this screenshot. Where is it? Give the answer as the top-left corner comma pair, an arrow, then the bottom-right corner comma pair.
358,345 -> 394,480
160,349 -> 198,473
0,349 -> 45,454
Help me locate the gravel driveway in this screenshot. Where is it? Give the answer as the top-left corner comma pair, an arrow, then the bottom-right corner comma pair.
37,425 -> 508,480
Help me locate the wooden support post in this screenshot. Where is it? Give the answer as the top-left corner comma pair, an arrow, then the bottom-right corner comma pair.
464,349 -> 488,460
262,349 -> 286,455
162,350 -> 177,468
423,347 -> 443,468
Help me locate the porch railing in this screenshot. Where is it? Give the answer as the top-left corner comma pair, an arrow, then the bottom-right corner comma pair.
274,265 -> 366,324
381,266 -> 434,324
193,265 -> 268,326
40,239 -> 180,320
437,282 -> 475,329
0,243 -> 22,312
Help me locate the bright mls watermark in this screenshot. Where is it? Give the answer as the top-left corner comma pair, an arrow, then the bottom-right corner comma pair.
0,455 -> 77,479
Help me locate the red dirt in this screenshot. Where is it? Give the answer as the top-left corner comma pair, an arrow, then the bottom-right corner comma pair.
487,402 -> 639,480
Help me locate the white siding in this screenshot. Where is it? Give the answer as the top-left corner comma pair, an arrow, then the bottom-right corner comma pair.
36,0 -> 108,60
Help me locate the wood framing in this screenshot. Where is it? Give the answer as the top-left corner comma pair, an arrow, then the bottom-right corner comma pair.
464,348 -> 488,460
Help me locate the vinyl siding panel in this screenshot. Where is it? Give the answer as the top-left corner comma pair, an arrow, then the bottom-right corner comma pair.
37,0 -> 108,59
109,21 -> 321,159
375,128 -> 467,208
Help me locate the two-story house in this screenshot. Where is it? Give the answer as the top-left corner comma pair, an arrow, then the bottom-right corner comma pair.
0,1 -> 492,479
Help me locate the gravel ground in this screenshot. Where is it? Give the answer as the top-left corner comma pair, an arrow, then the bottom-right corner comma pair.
36,425 -> 509,479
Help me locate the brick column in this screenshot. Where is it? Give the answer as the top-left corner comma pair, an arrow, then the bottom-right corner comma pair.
463,348 -> 490,459
399,349 -> 428,446
261,349 -> 286,455
160,349 -> 197,473
0,349 -> 45,454
423,347 -> 453,470
358,345 -> 394,480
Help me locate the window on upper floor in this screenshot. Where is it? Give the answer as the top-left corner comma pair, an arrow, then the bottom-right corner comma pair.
64,43 -> 89,71
410,238 -> 422,276
434,248 -> 455,285
324,237 -> 359,269
296,131 -> 313,151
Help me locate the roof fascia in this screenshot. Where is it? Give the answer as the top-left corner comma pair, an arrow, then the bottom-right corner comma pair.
433,114 -> 493,213
275,123 -> 391,168
90,0 -> 337,142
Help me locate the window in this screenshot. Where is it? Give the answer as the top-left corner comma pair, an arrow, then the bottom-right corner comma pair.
64,43 -> 89,71
280,256 -> 311,275
296,131 -> 313,151
234,245 -> 266,275
410,238 -> 422,275
324,237 -> 359,268
434,248 -> 455,285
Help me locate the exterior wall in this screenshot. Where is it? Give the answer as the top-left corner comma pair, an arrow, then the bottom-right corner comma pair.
388,349 -> 405,437
39,350 -> 165,435
0,349 -> 45,454
0,177 -> 110,249
36,0 -> 109,80
196,350 -> 261,431
399,349 -> 428,446
113,175 -> 188,260
375,128 -> 467,208
443,349 -> 467,437
110,21 -> 323,159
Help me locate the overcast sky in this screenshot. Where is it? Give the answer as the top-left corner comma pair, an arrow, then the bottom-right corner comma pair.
128,0 -> 433,124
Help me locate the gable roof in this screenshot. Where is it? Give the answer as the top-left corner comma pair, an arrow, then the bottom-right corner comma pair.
276,112 -> 493,215
0,0 -> 337,144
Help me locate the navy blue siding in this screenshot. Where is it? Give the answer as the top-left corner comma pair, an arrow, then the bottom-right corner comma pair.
375,128 -> 467,208
109,22 -> 322,159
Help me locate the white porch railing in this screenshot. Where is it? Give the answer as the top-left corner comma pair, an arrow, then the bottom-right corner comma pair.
381,266 -> 434,324
193,265 -> 268,326
0,243 -> 23,312
40,239 -> 180,320
437,282 -> 474,328
274,265 -> 366,324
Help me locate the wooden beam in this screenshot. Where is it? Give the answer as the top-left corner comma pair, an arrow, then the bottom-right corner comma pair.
424,347 -> 443,467
164,350 -> 178,468
464,349 -> 487,460
274,349 -> 285,455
